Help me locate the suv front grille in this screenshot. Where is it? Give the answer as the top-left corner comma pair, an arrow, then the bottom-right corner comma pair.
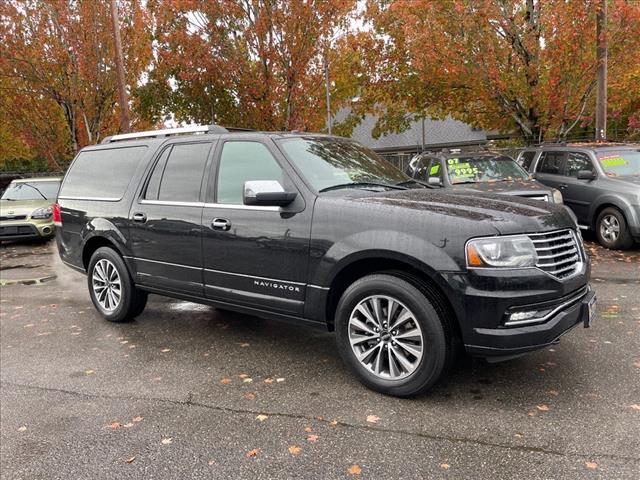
528,229 -> 582,279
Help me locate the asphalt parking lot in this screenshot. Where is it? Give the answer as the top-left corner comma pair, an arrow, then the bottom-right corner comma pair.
1,238 -> 639,479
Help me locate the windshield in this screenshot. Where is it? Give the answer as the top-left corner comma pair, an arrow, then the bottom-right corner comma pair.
1,181 -> 60,201
277,138 -> 409,191
597,150 -> 640,176
443,156 -> 529,184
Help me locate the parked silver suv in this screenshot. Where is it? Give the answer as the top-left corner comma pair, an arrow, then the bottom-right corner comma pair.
517,143 -> 640,249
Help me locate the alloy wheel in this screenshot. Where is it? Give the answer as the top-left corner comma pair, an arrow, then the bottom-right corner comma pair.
92,259 -> 122,311
600,214 -> 620,243
348,295 -> 424,380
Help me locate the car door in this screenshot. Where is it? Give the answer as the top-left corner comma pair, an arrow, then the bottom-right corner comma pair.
201,138 -> 312,316
533,151 -> 567,191
128,141 -> 215,296
559,151 -> 597,224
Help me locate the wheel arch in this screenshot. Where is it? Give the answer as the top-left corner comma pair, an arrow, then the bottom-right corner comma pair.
323,252 -> 463,341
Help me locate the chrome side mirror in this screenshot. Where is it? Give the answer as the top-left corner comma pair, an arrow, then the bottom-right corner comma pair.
243,180 -> 297,207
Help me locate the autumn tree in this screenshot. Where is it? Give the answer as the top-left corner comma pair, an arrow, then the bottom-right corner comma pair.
0,0 -> 152,158
139,0 -> 357,131
356,0 -> 640,143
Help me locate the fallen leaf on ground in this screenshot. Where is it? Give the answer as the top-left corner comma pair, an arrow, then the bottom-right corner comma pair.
304,426 -> 313,433
125,456 -> 136,464
239,373 -> 249,379
239,343 -> 250,347
244,392 -> 256,400
307,434 -> 319,443
108,422 -> 122,429
366,415 -> 380,423
536,404 -> 550,412
276,378 -> 285,383
630,404 -> 640,411
208,460 -> 216,465
256,414 -> 268,422
161,437 -> 172,445
123,423 -> 134,428
440,463 -> 450,470
242,378 -> 253,383
263,378 -> 274,384
84,369 -> 95,375
288,445 -> 302,455
246,448 -> 259,458
547,390 -> 559,396
17,426 -> 26,432
132,416 -> 143,422
220,378 -> 232,385
585,461 -> 598,470
347,464 -> 362,475
160,348 -> 171,353
329,420 -> 338,426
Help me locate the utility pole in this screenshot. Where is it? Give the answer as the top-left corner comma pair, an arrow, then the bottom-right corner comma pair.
595,0 -> 607,141
324,50 -> 332,135
110,0 -> 130,133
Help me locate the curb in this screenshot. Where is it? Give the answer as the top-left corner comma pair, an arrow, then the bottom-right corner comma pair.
0,275 -> 57,286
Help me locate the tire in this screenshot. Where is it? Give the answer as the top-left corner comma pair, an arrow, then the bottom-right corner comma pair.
335,273 -> 455,397
87,247 -> 147,322
595,207 -> 634,250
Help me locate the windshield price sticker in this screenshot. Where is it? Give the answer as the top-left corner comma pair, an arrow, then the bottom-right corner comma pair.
599,156 -> 627,167
450,162 -> 479,177
429,164 -> 441,175
447,158 -> 460,165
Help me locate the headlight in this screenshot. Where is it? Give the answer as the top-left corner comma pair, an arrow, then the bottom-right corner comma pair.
466,235 -> 538,268
551,189 -> 563,204
31,206 -> 53,219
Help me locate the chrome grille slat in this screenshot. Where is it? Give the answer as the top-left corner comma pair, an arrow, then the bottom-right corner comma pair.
528,229 -> 582,280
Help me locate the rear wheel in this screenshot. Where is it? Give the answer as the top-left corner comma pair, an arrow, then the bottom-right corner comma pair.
335,274 -> 454,397
595,207 -> 634,250
87,247 -> 147,322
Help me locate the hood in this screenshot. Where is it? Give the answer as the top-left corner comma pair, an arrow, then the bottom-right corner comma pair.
346,188 -> 575,235
0,199 -> 53,218
607,175 -> 640,187
451,179 -> 553,198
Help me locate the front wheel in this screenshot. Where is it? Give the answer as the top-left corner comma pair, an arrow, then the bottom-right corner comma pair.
595,207 -> 634,250
335,274 -> 454,397
87,247 -> 147,322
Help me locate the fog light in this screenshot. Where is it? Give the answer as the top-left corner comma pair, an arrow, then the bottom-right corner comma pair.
505,307 -> 553,326
508,311 -> 538,322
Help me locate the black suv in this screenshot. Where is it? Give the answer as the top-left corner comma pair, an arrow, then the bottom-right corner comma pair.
405,150 -> 564,204
56,126 -> 595,397
517,144 -> 640,249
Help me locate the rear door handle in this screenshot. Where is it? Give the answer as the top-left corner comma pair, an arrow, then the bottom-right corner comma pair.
132,212 -> 147,223
212,218 -> 231,231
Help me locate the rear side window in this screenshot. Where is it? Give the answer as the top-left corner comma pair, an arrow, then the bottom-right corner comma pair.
519,151 -> 536,170
536,152 -> 565,175
146,143 -> 212,203
61,146 -> 147,200
565,152 -> 594,177
216,141 -> 283,204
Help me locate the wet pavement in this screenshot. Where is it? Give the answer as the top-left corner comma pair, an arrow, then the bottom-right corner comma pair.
1,238 -> 639,479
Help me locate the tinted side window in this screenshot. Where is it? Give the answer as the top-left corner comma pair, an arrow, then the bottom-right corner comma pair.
157,143 -> 211,202
565,152 -> 594,177
144,147 -> 171,200
536,152 -> 565,175
216,141 -> 283,204
61,146 -> 147,199
520,151 -> 536,170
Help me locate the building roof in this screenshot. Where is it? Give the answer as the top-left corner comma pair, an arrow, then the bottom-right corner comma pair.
335,110 -> 487,152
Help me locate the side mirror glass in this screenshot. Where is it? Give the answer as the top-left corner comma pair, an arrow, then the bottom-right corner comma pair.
577,170 -> 596,180
243,180 -> 297,207
428,177 -> 442,186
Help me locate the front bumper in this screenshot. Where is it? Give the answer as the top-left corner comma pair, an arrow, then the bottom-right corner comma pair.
0,219 -> 55,240
442,258 -> 592,358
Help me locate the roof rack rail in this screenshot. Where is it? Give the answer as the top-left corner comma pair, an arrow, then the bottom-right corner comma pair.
102,125 -> 229,144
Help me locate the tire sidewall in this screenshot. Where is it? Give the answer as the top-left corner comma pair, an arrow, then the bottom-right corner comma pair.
335,274 -> 448,396
87,247 -> 134,322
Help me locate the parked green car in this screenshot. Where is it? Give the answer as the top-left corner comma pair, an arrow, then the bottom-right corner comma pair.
0,177 -> 62,241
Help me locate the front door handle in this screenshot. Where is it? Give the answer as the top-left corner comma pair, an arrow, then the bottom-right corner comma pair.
558,183 -> 569,190
212,218 -> 231,231
132,212 -> 147,223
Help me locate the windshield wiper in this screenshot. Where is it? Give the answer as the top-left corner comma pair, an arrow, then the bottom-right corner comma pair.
395,179 -> 437,189
22,183 -> 48,200
319,182 -> 407,193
